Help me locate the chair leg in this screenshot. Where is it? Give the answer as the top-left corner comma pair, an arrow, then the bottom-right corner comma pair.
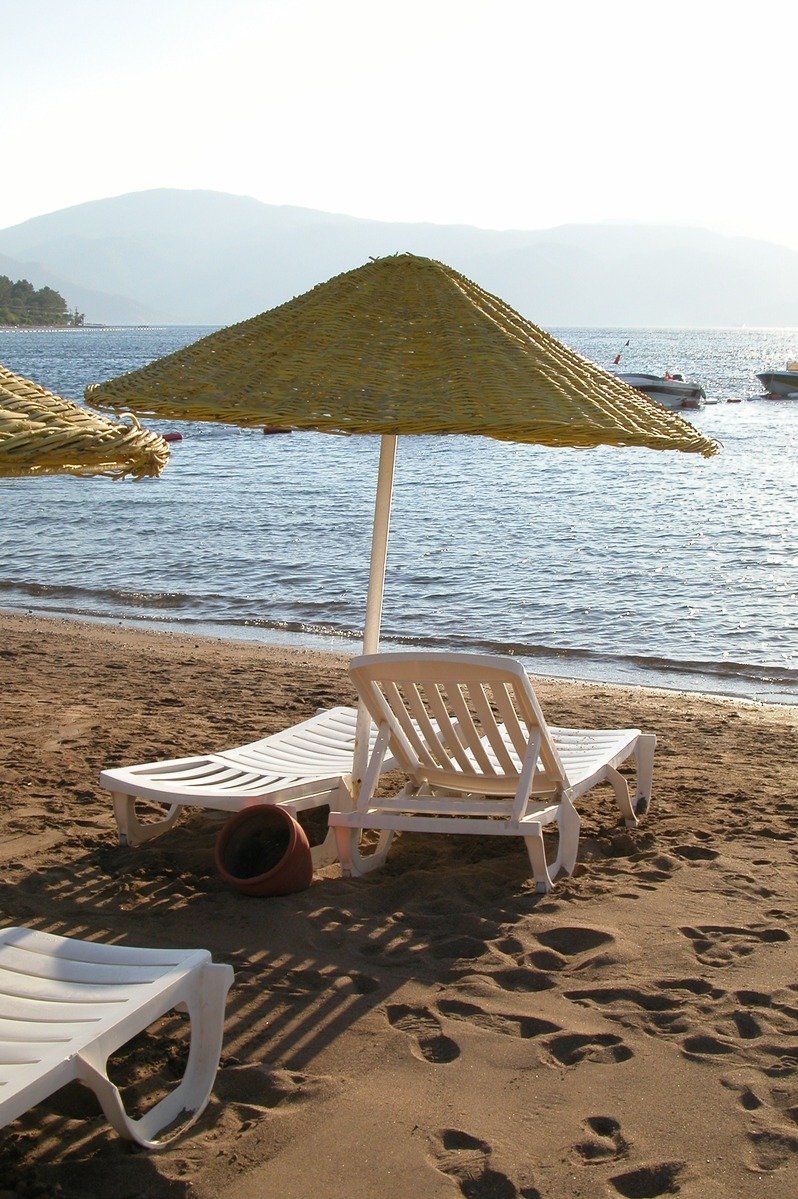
633,733 -> 656,815
605,765 -> 637,828
331,775 -> 394,876
524,824 -> 554,893
334,826 -> 394,876
550,795 -> 581,879
75,961 -> 233,1149
333,826 -> 355,875
113,794 -> 182,847
304,773 -> 351,866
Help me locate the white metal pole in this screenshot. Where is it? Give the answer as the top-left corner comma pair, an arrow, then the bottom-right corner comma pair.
352,433 -> 397,788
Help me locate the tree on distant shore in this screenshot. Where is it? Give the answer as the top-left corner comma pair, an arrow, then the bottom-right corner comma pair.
0,276 -> 84,326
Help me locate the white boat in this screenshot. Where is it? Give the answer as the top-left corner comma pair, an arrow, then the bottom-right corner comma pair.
614,371 -> 706,410
756,361 -> 798,398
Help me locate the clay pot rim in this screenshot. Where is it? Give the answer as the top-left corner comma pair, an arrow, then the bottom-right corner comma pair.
215,804 -> 308,890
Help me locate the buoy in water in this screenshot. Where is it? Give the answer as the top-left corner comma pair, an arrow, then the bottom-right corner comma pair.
262,426 -> 291,435
162,432 -> 183,442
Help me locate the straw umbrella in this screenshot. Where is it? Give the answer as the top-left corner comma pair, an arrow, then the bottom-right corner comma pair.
85,253 -> 718,777
0,363 -> 168,480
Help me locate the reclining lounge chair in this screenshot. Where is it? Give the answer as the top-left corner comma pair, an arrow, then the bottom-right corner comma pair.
329,652 -> 656,891
0,926 -> 233,1148
101,706 -> 394,869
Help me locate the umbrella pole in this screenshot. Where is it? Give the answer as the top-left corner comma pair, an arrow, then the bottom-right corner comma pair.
352,433 -> 397,790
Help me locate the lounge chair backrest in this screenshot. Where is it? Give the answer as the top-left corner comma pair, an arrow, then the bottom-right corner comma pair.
349,652 -> 567,796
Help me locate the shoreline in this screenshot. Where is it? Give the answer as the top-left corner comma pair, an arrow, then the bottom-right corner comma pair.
0,323 -> 138,332
0,323 -> 100,331
0,609 -> 795,1196
3,604 -> 795,709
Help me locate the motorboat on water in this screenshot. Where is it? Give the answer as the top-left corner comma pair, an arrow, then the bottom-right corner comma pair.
756,361 -> 798,398
613,371 -> 706,410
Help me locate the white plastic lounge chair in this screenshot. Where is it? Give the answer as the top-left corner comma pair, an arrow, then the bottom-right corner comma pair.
0,926 -> 233,1148
101,706 -> 395,868
329,652 -> 656,892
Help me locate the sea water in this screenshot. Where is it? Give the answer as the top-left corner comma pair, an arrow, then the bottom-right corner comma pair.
0,325 -> 796,704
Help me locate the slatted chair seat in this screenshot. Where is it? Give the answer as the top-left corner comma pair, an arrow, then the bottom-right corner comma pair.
0,927 -> 233,1148
329,652 -> 655,891
101,706 -> 396,868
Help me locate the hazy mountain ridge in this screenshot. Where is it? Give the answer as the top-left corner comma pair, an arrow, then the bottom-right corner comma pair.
0,189 -> 795,327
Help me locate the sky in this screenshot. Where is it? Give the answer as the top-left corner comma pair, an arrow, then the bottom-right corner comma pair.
3,0 -> 797,249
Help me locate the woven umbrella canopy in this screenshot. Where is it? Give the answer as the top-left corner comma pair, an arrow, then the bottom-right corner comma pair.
0,363 -> 168,480
86,253 -> 718,776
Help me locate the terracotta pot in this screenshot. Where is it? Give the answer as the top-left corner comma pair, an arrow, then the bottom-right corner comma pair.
214,806 -> 313,896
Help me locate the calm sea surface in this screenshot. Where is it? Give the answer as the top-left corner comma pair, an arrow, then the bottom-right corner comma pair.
1,325 -> 796,704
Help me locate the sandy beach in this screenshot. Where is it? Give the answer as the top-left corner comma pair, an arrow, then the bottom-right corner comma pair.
0,612 -> 795,1198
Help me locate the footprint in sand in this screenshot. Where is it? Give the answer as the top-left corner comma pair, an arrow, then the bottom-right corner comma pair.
488,925 -> 618,992
656,977 -> 725,999
437,997 -> 560,1040
564,982 -> 700,1039
721,1075 -> 798,1172
721,1074 -> 766,1112
429,1129 -> 541,1199
573,1114 -> 629,1163
212,1063 -> 336,1111
536,925 -> 615,956
681,1031 -> 738,1059
609,1160 -> 687,1197
630,852 -> 681,887
670,843 -> 720,862
717,869 -> 777,900
493,925 -> 617,977
740,1087 -> 765,1110
544,1031 -> 633,1066
566,977 -> 796,1057
384,1004 -> 460,1063
565,984 -> 683,1014
495,936 -> 525,956
526,948 -> 569,971
680,924 -> 790,967
268,969 -> 330,996
731,1009 -> 763,1039
428,934 -> 486,962
490,966 -> 555,993
346,970 -> 380,995
746,1127 -> 798,1173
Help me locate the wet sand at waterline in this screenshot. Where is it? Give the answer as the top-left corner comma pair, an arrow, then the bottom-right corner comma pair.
0,613 -> 795,1198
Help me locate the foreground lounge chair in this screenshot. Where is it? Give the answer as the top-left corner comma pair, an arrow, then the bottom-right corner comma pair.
329,652 -> 656,892
0,927 -> 233,1148
101,706 -> 394,869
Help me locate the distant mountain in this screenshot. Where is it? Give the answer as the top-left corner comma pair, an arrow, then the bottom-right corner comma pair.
0,189 -> 796,327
